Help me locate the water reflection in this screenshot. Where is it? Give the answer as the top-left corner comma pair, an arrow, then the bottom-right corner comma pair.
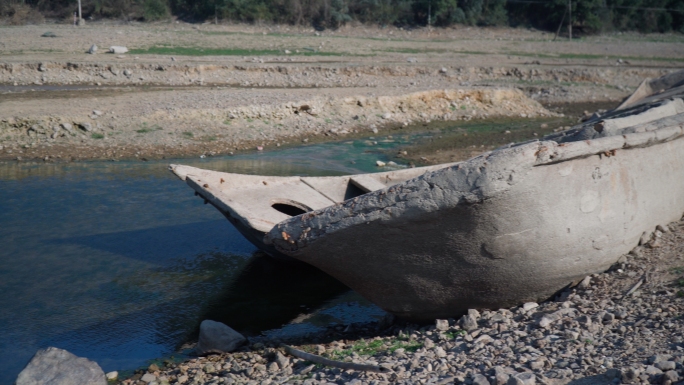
197,253 -> 350,336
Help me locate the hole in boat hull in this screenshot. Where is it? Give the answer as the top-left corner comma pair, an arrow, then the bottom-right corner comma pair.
272,201 -> 312,217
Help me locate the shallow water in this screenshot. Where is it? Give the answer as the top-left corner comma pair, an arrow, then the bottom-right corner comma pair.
0,135 -> 416,383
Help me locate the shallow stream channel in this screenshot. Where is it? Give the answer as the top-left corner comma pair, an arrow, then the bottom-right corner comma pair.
0,112 -> 581,382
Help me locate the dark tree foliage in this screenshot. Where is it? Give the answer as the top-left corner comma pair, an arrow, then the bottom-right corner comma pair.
1,0 -> 683,33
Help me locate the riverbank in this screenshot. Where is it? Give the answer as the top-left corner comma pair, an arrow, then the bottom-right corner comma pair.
2,23 -> 683,162
0,86 -> 557,162
116,219 -> 684,385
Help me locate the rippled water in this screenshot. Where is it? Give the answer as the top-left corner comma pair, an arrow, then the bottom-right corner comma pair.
0,135 -> 414,383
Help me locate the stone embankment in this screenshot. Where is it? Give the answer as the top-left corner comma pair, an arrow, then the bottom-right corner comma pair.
0,61 -> 669,91
114,220 -> 684,385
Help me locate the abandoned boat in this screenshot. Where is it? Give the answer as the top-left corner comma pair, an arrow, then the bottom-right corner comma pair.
173,70 -> 684,321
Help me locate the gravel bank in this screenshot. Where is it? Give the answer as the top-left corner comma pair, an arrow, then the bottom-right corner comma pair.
116,219 -> 684,385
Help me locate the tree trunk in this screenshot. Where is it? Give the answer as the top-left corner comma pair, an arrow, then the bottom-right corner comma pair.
567,0 -> 572,40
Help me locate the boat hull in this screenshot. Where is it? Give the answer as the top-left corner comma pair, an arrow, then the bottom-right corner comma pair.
267,129 -> 684,321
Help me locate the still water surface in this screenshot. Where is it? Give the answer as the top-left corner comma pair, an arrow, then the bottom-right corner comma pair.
0,137 -> 410,383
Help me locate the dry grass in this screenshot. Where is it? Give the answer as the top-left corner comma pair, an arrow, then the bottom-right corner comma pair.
4,4 -> 44,25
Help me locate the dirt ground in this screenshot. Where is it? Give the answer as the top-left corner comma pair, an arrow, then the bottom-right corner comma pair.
0,22 -> 683,162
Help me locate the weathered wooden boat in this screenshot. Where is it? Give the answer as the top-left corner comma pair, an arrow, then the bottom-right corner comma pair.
170,162 -> 459,260
173,70 -> 684,321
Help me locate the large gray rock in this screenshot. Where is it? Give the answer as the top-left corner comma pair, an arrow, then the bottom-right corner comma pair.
16,347 -> 106,385
196,320 -> 247,355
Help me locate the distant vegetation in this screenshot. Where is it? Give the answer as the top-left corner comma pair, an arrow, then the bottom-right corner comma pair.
1,0 -> 683,34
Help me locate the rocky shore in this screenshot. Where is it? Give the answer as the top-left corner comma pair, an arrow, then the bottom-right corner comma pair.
106,219 -> 684,385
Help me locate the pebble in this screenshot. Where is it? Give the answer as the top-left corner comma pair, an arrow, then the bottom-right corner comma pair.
472,373 -> 490,385
376,160 -> 386,167
655,361 -> 676,371
663,370 -> 679,383
493,366 -> 510,385
435,319 -> 449,331
105,371 -> 118,380
460,313 -> 479,331
508,372 -> 535,385
61,123 -> 73,134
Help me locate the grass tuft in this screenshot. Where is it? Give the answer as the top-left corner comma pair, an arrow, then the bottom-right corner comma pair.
129,46 -> 352,57
136,123 -> 163,134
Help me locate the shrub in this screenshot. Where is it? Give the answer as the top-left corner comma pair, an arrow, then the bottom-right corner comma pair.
143,0 -> 169,21
7,4 -> 45,25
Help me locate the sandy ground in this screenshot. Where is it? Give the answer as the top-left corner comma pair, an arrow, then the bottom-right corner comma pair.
0,23 -> 683,162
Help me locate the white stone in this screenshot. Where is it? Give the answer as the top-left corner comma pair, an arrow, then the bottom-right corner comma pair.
435,319 -> 449,331
16,347 -> 106,385
507,372 -> 535,385
109,46 -> 128,54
